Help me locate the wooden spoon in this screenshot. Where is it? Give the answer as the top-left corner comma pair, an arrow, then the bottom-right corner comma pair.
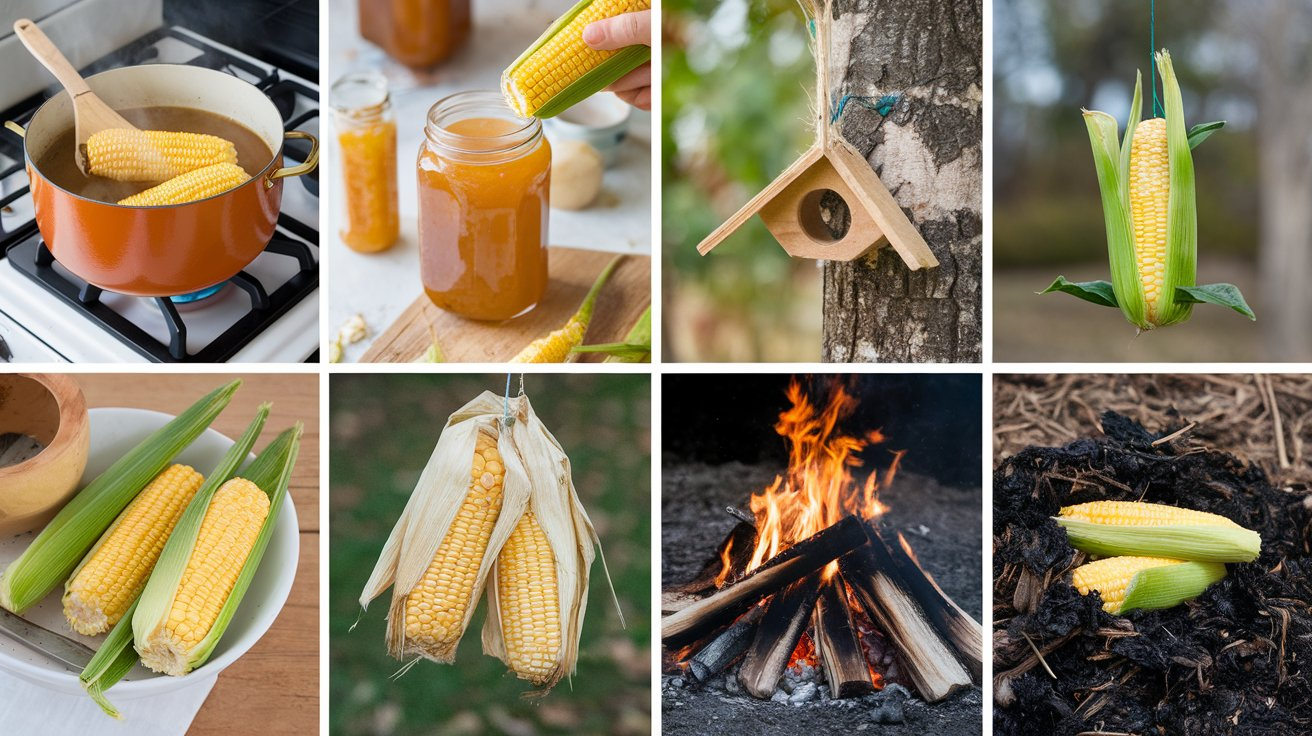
13,18 -> 137,175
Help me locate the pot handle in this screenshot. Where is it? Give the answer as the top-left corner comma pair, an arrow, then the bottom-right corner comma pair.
4,121 -> 25,139
266,130 -> 318,189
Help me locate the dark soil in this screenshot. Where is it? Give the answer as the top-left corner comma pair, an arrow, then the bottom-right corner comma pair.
662,461 -> 983,735
993,411 -> 1312,735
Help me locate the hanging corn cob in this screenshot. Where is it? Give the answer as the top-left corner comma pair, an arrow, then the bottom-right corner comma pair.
502,0 -> 651,119
63,464 -> 206,635
1055,500 -> 1261,563
359,389 -> 623,695
118,162 -> 250,207
1070,556 -> 1225,614
1042,50 -> 1254,330
86,129 -> 238,183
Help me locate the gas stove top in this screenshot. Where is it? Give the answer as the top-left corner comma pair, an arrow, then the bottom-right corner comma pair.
0,25 -> 320,363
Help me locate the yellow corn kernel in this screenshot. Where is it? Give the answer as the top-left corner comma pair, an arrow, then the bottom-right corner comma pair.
403,429 -> 504,657
138,478 -> 269,676
86,128 -> 238,183
117,163 -> 250,207
511,318 -> 587,363
1129,117 -> 1169,322
496,510 -> 561,685
1071,556 -> 1181,613
1059,501 -> 1240,528
63,465 -> 205,635
504,0 -> 650,118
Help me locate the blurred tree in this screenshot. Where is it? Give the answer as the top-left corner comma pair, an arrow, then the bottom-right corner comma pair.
821,0 -> 983,362
1239,0 -> 1312,359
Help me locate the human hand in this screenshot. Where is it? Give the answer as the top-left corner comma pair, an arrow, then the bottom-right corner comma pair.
582,9 -> 651,111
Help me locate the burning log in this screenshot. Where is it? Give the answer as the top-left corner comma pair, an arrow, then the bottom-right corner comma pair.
738,572 -> 823,698
686,605 -> 765,685
662,515 -> 866,647
886,531 -> 983,682
665,520 -> 759,595
813,575 -> 876,699
840,526 -> 971,702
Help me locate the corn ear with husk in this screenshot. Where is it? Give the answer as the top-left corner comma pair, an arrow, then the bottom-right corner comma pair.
131,422 -> 300,677
511,255 -> 624,363
502,0 -> 651,119
1071,556 -> 1226,614
1042,50 -> 1254,329
0,380 -> 240,614
78,405 -> 274,717
359,390 -> 622,696
1055,500 -> 1261,563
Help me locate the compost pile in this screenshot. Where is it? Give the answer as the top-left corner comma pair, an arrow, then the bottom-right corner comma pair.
994,411 -> 1312,735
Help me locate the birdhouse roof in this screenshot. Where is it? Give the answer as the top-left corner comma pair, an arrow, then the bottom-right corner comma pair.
696,141 -> 938,271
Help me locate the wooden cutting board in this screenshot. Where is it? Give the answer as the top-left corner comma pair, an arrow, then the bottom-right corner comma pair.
361,248 -> 650,363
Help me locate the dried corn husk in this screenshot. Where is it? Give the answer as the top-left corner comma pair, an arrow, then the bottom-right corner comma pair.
359,390 -> 622,695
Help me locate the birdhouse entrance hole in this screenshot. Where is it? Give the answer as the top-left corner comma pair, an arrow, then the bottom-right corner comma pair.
798,188 -> 851,244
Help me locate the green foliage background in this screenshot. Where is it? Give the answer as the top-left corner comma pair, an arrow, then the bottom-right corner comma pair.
663,0 -> 823,362
328,374 -> 651,736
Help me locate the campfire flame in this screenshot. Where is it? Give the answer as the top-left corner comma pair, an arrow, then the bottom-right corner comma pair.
743,377 -> 902,574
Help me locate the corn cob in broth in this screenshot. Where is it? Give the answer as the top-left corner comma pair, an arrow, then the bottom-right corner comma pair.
86,129 -> 238,183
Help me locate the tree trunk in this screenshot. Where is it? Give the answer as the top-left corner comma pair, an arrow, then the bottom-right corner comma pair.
821,0 -> 982,363
1252,0 -> 1312,361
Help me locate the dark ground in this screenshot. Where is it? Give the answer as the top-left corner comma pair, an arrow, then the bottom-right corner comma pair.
661,461 -> 983,735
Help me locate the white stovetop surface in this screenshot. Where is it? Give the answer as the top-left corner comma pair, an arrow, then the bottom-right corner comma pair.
325,0 -> 652,359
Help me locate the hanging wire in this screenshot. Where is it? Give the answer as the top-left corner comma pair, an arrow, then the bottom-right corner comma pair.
503,373 -> 514,427
1150,0 -> 1164,118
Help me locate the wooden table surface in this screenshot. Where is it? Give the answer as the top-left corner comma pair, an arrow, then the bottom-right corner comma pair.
75,373 -> 319,736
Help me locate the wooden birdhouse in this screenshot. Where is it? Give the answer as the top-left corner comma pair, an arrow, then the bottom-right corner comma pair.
696,1 -> 938,271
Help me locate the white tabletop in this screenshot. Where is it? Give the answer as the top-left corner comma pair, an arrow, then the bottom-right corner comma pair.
325,0 -> 652,359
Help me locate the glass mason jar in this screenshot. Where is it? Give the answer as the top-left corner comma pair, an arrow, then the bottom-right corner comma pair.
331,73 -> 399,253
418,90 -> 552,321
358,0 -> 471,69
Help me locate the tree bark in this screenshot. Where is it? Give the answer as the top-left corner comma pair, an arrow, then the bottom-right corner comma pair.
821,0 -> 983,363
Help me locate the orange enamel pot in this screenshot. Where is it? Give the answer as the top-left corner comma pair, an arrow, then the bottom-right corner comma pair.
9,65 -> 317,297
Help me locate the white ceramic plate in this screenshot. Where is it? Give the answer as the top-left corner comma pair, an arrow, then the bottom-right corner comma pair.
0,408 -> 300,704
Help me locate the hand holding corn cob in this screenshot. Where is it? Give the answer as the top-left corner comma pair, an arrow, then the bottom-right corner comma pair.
1056,500 -> 1261,614
502,0 -> 652,119
1042,50 -> 1255,330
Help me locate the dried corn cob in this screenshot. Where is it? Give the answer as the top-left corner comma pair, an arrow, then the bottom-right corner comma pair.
1043,50 -> 1254,329
86,129 -> 238,183
135,478 -> 270,676
63,464 -> 205,635
1055,500 -> 1261,563
503,0 -> 651,119
117,162 -> 249,207
494,510 -> 562,685
360,389 -> 623,697
512,255 -> 623,363
402,428 -> 505,660
1071,556 -> 1225,614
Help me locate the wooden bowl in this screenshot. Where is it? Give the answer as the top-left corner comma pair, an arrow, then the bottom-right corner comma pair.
0,374 -> 89,536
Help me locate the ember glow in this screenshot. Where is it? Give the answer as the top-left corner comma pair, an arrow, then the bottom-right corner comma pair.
743,377 -> 904,574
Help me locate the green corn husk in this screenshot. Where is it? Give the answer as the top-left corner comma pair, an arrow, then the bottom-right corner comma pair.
1118,560 -> 1227,614
0,380 -> 241,614
79,404 -> 271,718
1042,49 -> 1254,329
502,0 -> 651,119
1056,517 -> 1262,563
132,423 -> 301,677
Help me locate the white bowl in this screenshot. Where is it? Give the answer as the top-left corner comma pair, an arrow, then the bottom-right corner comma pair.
544,93 -> 632,168
0,408 -> 300,705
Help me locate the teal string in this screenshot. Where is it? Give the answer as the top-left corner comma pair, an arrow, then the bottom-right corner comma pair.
830,93 -> 901,123
1150,0 -> 1163,117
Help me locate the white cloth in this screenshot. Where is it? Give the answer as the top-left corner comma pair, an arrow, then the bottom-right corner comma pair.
0,668 -> 215,736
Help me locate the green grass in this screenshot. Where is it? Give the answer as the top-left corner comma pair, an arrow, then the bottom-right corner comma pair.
328,374 -> 651,736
